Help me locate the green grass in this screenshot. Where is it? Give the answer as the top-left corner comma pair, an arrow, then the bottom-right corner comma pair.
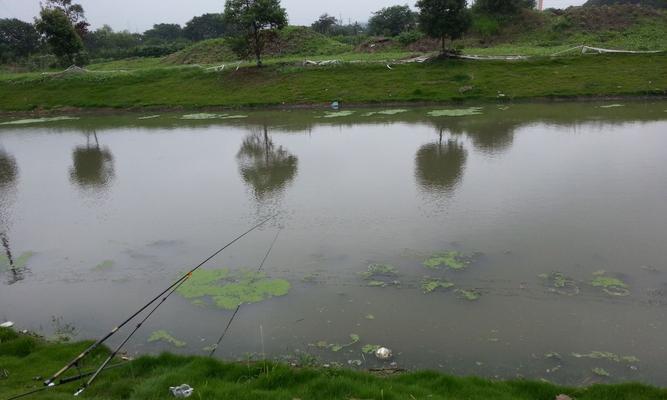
1,328 -> 666,400
0,53 -> 665,112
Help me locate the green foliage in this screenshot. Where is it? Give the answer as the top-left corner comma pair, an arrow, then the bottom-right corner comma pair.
368,5 -> 417,37
471,14 -> 501,42
35,8 -> 85,66
223,0 -> 288,66
416,0 -> 472,50
311,14 -> 339,35
143,23 -> 184,44
584,0 -> 667,8
83,25 -> 142,59
473,0 -> 537,15
0,19 -> 41,63
396,30 -> 425,45
184,13 -> 226,41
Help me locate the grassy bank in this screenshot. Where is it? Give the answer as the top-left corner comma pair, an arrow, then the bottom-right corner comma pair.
0,54 -> 665,112
1,328 -> 666,400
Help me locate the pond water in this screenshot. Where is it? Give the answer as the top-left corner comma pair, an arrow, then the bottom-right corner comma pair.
1,102 -> 667,386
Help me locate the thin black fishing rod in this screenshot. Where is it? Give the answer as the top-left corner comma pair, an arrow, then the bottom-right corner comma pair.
209,228 -> 282,357
75,282 -> 185,396
6,362 -> 128,400
44,215 -> 276,387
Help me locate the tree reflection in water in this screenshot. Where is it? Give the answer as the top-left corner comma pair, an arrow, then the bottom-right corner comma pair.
237,126 -> 298,202
0,149 -> 23,284
69,131 -> 115,190
415,130 -> 468,196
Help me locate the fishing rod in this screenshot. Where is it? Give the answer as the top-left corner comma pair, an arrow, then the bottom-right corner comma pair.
6,362 -> 128,400
43,215 -> 276,389
209,228 -> 282,357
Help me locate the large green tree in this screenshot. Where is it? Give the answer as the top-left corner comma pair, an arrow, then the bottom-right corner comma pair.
368,5 -> 417,36
184,13 -> 226,41
311,14 -> 339,35
473,0 -> 536,15
143,23 -> 184,44
223,0 -> 288,67
0,19 -> 41,62
416,0 -> 471,51
35,8 -> 84,66
41,0 -> 89,37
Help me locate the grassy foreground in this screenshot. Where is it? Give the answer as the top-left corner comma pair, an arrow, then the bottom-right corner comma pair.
1,329 -> 666,400
0,54 -> 666,112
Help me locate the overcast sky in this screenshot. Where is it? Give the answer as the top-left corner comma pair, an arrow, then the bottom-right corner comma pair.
0,0 -> 586,32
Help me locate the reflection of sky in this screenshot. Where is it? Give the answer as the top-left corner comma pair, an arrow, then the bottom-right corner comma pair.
0,0 -> 587,31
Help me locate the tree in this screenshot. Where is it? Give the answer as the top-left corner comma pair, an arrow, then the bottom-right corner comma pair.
83,25 -> 143,59
223,0 -> 288,67
41,0 -> 89,38
416,0 -> 472,51
368,5 -> 417,36
311,14 -> 339,35
473,0 -> 536,15
143,23 -> 184,43
184,13 -> 226,41
0,19 -> 41,62
35,7 -> 84,66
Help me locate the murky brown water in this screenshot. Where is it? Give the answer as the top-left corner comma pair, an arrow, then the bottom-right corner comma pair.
1,102 -> 667,386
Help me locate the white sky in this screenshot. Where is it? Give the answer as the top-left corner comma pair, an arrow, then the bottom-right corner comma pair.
0,0 -> 586,32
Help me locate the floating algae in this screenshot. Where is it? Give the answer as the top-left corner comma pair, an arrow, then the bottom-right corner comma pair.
323,111 -> 355,118
311,334 -> 360,352
423,251 -> 470,270
0,251 -> 34,271
362,344 -> 381,354
181,113 -> 224,120
0,116 -> 79,125
148,330 -> 186,348
176,268 -> 290,310
600,104 -> 624,109
539,272 -> 580,296
456,289 -> 481,301
427,107 -> 483,117
590,273 -> 630,296
421,278 -> 455,293
544,352 -> 562,360
361,264 -> 398,278
138,115 -> 160,120
363,109 -> 409,117
592,367 -> 611,377
572,351 -> 639,363
361,264 -> 400,287
365,314 -> 375,320
93,260 -> 114,271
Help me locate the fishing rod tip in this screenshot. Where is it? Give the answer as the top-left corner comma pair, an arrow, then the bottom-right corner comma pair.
74,388 -> 85,396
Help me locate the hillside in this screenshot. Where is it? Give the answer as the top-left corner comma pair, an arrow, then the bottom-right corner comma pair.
584,0 -> 667,8
165,26 -> 353,65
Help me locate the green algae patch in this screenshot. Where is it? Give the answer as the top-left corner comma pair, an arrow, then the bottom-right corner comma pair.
311,334 -> 360,353
590,273 -> 630,296
539,272 -> 579,296
361,264 -> 400,288
363,109 -> 408,116
599,104 -> 624,108
0,116 -> 79,125
592,367 -> 610,377
361,264 -> 398,278
177,268 -> 290,310
456,289 -> 481,301
181,113 -> 224,120
148,330 -> 186,348
93,260 -> 114,271
362,344 -> 381,354
424,251 -> 470,270
421,278 -> 455,294
572,351 -> 640,364
323,111 -> 355,118
0,251 -> 34,271
427,107 -> 483,117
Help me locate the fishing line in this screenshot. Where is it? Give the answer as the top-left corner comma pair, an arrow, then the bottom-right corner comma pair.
42,215 -> 276,389
209,228 -> 282,357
